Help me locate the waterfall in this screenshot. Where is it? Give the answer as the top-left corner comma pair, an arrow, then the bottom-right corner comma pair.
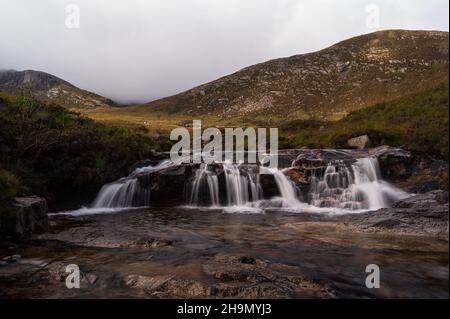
187,162 -> 263,207
88,153 -> 409,213
92,178 -> 150,208
92,160 -> 172,208
309,157 -> 408,210
260,167 -> 301,207
189,164 -> 220,206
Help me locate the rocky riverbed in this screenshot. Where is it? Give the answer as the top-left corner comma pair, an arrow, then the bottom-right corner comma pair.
0,147 -> 448,299
0,190 -> 448,299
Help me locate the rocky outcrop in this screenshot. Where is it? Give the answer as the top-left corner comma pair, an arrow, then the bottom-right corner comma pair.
0,196 -> 48,240
343,190 -> 449,238
125,254 -> 332,298
291,146 -> 447,194
372,146 -> 413,178
348,135 -> 371,149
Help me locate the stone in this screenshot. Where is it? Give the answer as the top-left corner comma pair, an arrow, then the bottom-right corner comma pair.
124,254 -> 332,298
343,191 -> 449,238
348,135 -> 371,149
370,146 -> 413,178
133,237 -> 173,248
1,254 -> 22,263
0,196 -> 48,240
284,168 -> 309,184
336,61 -> 352,73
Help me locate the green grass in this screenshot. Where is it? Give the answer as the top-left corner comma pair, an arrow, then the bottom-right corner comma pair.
71,81 -> 449,161
280,81 -> 449,160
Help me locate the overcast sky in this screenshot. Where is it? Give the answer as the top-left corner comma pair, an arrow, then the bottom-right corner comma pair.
0,0 -> 448,103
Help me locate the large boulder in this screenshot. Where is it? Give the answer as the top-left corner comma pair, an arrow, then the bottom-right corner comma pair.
0,196 -> 48,240
348,135 -> 371,149
369,146 -> 447,193
369,146 -> 413,178
137,165 -> 189,207
343,190 -> 449,238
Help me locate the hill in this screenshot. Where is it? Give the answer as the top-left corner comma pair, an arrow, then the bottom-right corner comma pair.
140,30 -> 448,121
0,69 -> 115,109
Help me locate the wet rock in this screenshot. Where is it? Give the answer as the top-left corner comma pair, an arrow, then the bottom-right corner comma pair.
393,190 -> 449,208
202,254 -> 332,298
390,156 -> 448,193
134,165 -> 189,207
259,173 -> 280,199
370,146 -> 413,179
1,254 -> 22,263
348,135 -> 371,149
343,191 -> 449,238
0,196 -> 48,240
131,237 -> 173,248
128,152 -> 169,174
46,262 -> 98,286
291,146 -> 446,194
284,168 -> 309,184
125,274 -> 213,298
124,254 -> 332,298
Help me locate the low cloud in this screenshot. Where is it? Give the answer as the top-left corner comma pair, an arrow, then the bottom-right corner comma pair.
0,0 -> 448,103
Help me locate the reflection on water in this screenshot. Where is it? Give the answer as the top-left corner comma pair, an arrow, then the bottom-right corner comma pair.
2,207 -> 447,299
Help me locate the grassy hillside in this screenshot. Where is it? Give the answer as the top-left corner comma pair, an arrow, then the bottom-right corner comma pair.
0,93 -> 166,208
73,81 -> 449,162
280,82 -> 449,159
0,81 -> 447,213
140,30 -> 448,119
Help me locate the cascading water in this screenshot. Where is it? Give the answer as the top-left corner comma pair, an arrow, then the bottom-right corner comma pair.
92,178 -> 150,208
92,160 -> 172,208
188,164 -> 221,206
259,167 -> 302,207
186,162 -> 263,207
87,152 -> 408,214
308,157 -> 408,210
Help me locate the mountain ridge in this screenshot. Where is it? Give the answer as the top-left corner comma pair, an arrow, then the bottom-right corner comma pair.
139,30 -> 449,120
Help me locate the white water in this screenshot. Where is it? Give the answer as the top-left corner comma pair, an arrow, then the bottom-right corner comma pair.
92,160 -> 173,209
63,155 -> 409,216
187,162 -> 262,207
308,157 -> 408,211
259,167 -> 302,208
189,164 -> 221,206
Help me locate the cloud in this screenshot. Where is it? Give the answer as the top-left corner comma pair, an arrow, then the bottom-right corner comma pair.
0,0 -> 448,103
